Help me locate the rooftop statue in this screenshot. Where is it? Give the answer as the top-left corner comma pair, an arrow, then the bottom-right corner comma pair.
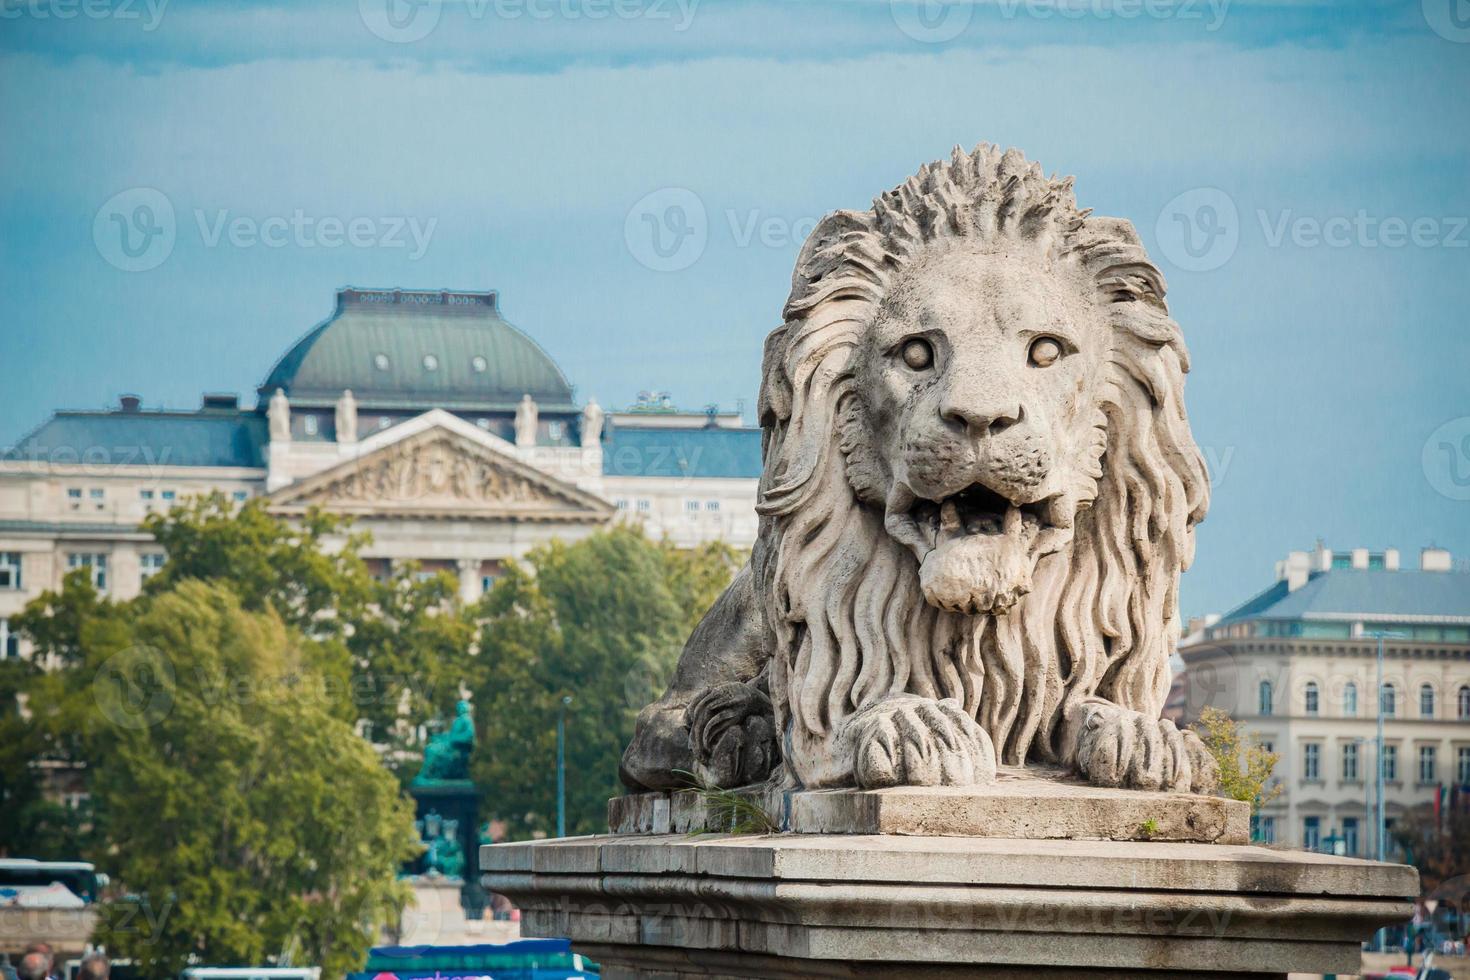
415,699 -> 476,783
515,393 -> 538,447
621,144 -> 1218,796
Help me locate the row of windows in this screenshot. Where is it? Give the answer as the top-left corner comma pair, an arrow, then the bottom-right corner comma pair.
1299,741 -> 1470,785
66,487 -> 250,508
1221,620 -> 1470,643
1259,679 -> 1470,720
615,499 -> 726,514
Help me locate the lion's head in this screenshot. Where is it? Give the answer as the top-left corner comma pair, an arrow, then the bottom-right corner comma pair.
753,145 -> 1208,777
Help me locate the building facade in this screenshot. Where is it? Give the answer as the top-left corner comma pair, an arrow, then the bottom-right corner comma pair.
0,287 -> 762,661
1178,542 -> 1470,856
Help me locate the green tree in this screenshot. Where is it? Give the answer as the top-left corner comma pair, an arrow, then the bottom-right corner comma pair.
15,578 -> 417,977
472,526 -> 741,838
1191,706 -> 1282,816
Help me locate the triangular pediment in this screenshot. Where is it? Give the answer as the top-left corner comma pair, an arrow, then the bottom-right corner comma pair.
269,422 -> 612,523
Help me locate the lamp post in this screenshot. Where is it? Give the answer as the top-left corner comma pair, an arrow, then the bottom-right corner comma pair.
1366,628 -> 1407,952
557,695 -> 573,838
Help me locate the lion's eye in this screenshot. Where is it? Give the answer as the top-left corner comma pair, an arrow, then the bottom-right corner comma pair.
1029,337 -> 1063,368
900,338 -> 934,371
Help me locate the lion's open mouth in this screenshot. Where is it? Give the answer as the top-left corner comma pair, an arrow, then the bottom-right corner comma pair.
885,482 -> 1064,616
893,482 -> 1058,553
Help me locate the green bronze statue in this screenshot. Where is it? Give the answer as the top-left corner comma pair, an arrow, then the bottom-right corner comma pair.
414,699 -> 476,783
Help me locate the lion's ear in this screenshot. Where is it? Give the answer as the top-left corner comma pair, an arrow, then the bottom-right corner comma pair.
784,210 -> 874,317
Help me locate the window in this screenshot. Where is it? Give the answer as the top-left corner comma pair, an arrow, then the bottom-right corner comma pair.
67,553 -> 108,591
1420,684 -> 1436,719
374,353 -> 390,371
232,490 -> 248,502
706,500 -> 720,512
303,414 -> 319,436
89,488 -> 105,510
1304,681 -> 1319,716
480,575 -> 497,595
1343,682 -> 1357,717
1459,746 -> 1470,786
422,354 -> 439,371
615,499 -> 629,511
548,421 -> 564,441
1381,683 -> 1396,718
471,355 -> 488,373
1419,745 -> 1437,784
1259,680 -> 1273,716
1343,817 -> 1359,856
0,552 -> 20,590
161,490 -> 176,502
1460,686 -> 1470,721
685,500 -> 700,513
1303,816 -> 1321,850
1383,744 -> 1398,782
140,553 -> 166,582
1303,742 -> 1320,781
0,618 -> 17,660
636,499 -> 651,513
139,489 -> 154,501
1250,814 -> 1276,844
67,487 -> 81,510
1342,742 -> 1359,782
476,418 -> 491,430
378,416 -> 392,431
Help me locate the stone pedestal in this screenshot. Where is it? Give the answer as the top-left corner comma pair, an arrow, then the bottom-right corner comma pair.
483,776 -> 1417,979
411,779 -> 486,920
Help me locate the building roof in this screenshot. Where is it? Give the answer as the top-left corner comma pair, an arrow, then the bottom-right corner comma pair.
1218,568 -> 1470,625
258,288 -> 575,412
602,425 -> 763,480
4,410 -> 267,470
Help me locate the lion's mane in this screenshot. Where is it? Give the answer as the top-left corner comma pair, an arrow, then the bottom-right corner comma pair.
752,144 -> 1209,773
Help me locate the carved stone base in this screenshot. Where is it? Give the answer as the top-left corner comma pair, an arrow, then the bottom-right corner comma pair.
609,768 -> 1249,844
483,831 -> 1416,979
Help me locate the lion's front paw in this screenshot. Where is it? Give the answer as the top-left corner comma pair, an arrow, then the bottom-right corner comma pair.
1067,700 -> 1219,793
688,681 -> 778,789
852,695 -> 997,789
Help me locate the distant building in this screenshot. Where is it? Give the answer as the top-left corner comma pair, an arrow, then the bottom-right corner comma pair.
0,287 -> 762,661
1178,541 -> 1470,855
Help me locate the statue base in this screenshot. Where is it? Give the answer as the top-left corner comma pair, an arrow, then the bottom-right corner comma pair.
484,783 -> 1417,978
410,779 -> 486,920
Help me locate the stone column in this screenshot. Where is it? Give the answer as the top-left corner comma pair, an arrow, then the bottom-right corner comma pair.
456,559 -> 483,605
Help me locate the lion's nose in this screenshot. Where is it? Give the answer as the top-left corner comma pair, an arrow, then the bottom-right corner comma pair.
941,396 -> 1024,436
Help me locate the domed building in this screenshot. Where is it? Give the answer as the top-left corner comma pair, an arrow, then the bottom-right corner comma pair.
0,287 -> 761,657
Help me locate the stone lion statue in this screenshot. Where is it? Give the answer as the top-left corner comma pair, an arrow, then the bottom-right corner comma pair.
621,144 -> 1218,796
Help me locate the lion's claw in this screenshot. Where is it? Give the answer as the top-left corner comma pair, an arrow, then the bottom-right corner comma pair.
852,695 -> 997,789
688,681 -> 778,788
1067,700 -> 1219,793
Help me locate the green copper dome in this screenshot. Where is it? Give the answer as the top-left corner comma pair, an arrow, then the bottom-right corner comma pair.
258,288 -> 575,412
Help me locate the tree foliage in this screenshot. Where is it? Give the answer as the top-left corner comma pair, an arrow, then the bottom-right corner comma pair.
472,526 -> 741,838
1394,803 -> 1470,900
1190,706 -> 1282,815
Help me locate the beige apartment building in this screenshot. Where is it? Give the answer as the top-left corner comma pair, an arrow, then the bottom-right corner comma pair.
1178,542 -> 1470,857
0,287 -> 761,661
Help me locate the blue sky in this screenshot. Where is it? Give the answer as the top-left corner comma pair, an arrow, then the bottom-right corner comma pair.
1,0 -> 1467,618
